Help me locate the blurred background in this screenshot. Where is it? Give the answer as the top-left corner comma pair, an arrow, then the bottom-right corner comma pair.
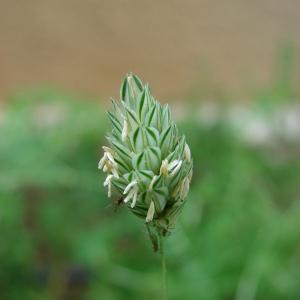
0,1 -> 300,299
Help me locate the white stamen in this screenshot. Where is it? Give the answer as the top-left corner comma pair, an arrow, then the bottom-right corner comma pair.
160,159 -> 183,177
169,160 -> 182,177
172,182 -> 180,197
123,180 -> 137,194
148,175 -> 158,191
104,175 -> 114,197
184,143 -> 191,162
98,148 -> 119,177
123,180 -> 139,207
121,119 -> 129,141
124,189 -> 135,203
102,146 -> 113,153
160,159 -> 169,176
98,160 -> 104,170
98,154 -> 107,169
131,191 -> 138,208
108,186 -> 112,197
106,152 -> 115,164
167,160 -> 180,171
111,168 -> 119,178
104,174 -> 113,186
179,177 -> 190,200
145,201 -> 155,223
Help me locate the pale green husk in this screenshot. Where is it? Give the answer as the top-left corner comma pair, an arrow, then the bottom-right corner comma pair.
99,73 -> 193,238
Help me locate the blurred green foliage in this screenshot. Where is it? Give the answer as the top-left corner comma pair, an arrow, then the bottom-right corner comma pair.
0,85 -> 300,300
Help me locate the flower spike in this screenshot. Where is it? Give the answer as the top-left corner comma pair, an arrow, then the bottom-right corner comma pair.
99,73 -> 193,238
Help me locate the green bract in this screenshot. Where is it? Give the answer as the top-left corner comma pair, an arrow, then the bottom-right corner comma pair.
99,73 -> 193,237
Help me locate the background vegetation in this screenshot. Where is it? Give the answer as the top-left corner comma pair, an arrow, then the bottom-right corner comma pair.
1,61 -> 299,299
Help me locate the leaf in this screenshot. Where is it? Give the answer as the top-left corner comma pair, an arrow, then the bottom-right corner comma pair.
168,163 -> 184,190
135,170 -> 154,190
145,104 -> 157,127
111,139 -> 132,165
110,98 -> 124,120
149,103 -> 162,130
123,172 -> 134,182
132,151 -> 147,170
167,134 -> 185,162
137,89 -> 147,120
152,187 -> 168,213
111,177 -> 128,193
151,174 -> 163,190
156,104 -> 163,131
175,135 -> 186,158
144,146 -> 161,172
144,85 -> 154,106
166,149 -> 176,162
131,127 -> 144,152
131,74 -> 143,92
125,106 -> 140,128
144,127 -> 159,147
161,105 -> 171,129
120,77 -> 132,106
139,170 -> 155,181
160,125 -> 173,158
120,77 -> 128,101
107,111 -> 122,134
114,157 -> 131,173
120,74 -> 144,108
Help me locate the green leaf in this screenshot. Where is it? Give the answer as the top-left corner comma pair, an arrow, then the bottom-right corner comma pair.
132,151 -> 147,170
111,139 -> 132,165
145,104 -> 157,127
152,187 -> 168,213
156,104 -> 163,131
107,111 -> 122,134
144,85 -> 154,106
111,177 -> 128,193
139,170 -> 155,181
144,146 -> 161,172
137,89 -> 147,120
114,157 -> 131,173
125,106 -> 140,128
168,163 -> 184,190
160,125 -> 173,158
165,134 -> 185,162
135,170 -> 154,190
120,77 -> 132,106
120,74 -> 144,109
131,127 -> 144,152
175,135 -> 186,158
131,74 -> 143,93
123,171 -> 134,182
162,105 -> 171,129
111,98 -> 124,120
145,127 -> 159,147
151,174 -> 163,190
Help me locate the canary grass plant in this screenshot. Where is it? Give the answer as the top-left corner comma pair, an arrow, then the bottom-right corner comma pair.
99,74 -> 193,298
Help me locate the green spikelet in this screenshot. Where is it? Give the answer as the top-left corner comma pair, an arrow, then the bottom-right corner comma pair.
99,73 -> 193,239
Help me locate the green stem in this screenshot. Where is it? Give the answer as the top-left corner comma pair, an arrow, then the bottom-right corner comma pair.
159,233 -> 168,300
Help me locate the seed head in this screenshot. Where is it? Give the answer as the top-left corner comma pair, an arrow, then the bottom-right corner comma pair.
99,73 -> 193,236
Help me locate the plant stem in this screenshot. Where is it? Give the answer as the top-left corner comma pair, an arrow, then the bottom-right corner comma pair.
159,233 -> 168,300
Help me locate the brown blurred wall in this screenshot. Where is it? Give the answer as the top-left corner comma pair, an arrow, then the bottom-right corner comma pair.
0,0 -> 299,101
